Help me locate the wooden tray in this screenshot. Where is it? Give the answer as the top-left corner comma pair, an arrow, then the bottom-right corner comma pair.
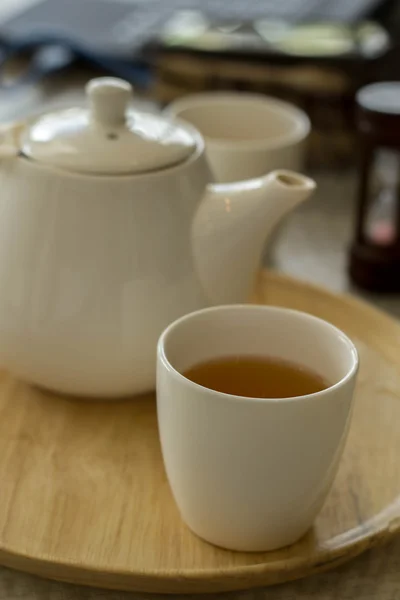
0,271 -> 399,594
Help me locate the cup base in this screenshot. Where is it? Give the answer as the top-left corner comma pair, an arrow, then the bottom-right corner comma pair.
186,522 -> 310,553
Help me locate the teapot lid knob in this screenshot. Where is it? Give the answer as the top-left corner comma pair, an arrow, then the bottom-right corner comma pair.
86,77 -> 132,128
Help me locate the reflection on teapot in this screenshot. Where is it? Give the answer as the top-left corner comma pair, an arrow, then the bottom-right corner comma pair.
0,78 -> 315,398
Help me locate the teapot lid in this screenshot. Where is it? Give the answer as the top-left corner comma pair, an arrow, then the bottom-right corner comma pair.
20,77 -> 197,174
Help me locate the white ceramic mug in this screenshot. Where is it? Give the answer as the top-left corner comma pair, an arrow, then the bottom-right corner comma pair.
165,92 -> 310,183
157,305 -> 358,552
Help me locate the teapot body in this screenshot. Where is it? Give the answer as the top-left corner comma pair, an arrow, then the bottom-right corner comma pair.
0,79 -> 317,398
0,153 -> 211,397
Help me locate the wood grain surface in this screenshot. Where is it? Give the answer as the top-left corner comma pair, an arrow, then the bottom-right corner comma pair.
0,270 -> 399,594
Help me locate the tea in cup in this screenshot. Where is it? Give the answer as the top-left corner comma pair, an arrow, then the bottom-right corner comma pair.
157,305 -> 358,552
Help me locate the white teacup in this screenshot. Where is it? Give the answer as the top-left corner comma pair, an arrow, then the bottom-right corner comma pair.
165,92 -> 310,183
157,305 -> 358,552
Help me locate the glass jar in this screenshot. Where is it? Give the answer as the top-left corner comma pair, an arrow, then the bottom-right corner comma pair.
349,82 -> 400,292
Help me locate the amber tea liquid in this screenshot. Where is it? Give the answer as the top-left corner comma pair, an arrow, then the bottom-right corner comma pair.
183,355 -> 329,398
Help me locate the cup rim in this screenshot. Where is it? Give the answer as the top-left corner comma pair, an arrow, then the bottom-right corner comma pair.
157,305 -> 359,404
165,92 -> 311,152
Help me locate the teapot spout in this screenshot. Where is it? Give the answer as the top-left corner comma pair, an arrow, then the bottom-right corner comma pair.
192,170 -> 316,304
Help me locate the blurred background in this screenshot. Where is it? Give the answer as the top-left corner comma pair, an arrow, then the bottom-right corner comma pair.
0,0 -> 399,312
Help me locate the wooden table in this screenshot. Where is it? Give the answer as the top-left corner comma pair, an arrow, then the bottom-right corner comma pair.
0,1 -> 399,598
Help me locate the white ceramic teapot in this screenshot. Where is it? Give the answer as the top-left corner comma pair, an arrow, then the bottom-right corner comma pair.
0,77 -> 315,398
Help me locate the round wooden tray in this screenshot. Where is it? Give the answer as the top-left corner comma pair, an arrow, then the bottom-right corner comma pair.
0,271 -> 399,594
